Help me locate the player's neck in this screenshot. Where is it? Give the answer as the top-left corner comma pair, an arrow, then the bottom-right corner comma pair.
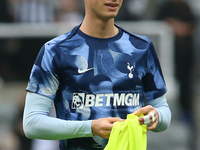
80,17 -> 119,38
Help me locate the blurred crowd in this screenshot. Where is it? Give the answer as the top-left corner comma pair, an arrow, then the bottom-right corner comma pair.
0,0 -> 84,23
0,0 -> 200,150
0,0 -> 199,23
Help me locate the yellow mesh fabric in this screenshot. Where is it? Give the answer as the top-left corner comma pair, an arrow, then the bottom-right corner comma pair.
104,114 -> 147,150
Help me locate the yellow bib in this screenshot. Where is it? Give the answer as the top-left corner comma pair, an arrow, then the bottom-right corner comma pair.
104,114 -> 147,150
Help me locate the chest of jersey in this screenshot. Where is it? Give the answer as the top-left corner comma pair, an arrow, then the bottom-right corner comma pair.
54,37 -> 149,119
59,39 -> 147,96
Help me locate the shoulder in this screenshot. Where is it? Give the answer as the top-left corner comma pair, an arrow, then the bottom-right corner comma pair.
43,25 -> 82,54
117,25 -> 153,51
44,31 -> 72,49
117,25 -> 151,44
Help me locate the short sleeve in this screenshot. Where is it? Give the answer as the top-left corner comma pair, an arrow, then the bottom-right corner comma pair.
26,43 -> 60,100
142,42 -> 167,100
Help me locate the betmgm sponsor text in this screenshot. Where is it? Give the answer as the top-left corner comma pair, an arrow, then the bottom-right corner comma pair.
72,93 -> 140,109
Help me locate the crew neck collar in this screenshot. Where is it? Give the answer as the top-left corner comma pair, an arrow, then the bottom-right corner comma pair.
77,27 -> 123,42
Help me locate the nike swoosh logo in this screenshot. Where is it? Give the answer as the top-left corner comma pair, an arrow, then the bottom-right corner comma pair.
78,68 -> 93,74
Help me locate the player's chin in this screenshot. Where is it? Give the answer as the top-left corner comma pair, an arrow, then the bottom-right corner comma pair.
105,12 -> 119,19
103,10 -> 119,17
110,11 -> 120,17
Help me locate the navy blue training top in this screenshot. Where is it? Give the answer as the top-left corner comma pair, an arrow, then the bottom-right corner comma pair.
26,24 -> 167,150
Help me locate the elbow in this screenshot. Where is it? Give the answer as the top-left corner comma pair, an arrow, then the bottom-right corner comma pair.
23,127 -> 33,139
23,115 -> 40,139
23,113 -> 49,139
23,119 -> 35,139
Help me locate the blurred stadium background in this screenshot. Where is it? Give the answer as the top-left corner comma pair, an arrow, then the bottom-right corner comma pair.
0,0 -> 200,150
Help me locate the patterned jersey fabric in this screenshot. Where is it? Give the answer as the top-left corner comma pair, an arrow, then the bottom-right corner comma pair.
26,24 -> 167,150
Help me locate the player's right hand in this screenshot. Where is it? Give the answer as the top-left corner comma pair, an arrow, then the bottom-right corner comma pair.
91,117 -> 124,139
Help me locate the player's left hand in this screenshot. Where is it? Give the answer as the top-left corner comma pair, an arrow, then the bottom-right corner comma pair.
133,105 -> 158,131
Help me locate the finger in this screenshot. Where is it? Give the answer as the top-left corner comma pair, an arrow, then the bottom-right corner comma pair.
102,118 -> 123,130
147,122 -> 157,130
139,112 -> 156,125
103,124 -> 113,131
134,105 -> 154,116
147,114 -> 158,130
107,117 -> 124,123
149,112 -> 155,122
138,117 -> 144,125
143,114 -> 151,124
100,130 -> 111,139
